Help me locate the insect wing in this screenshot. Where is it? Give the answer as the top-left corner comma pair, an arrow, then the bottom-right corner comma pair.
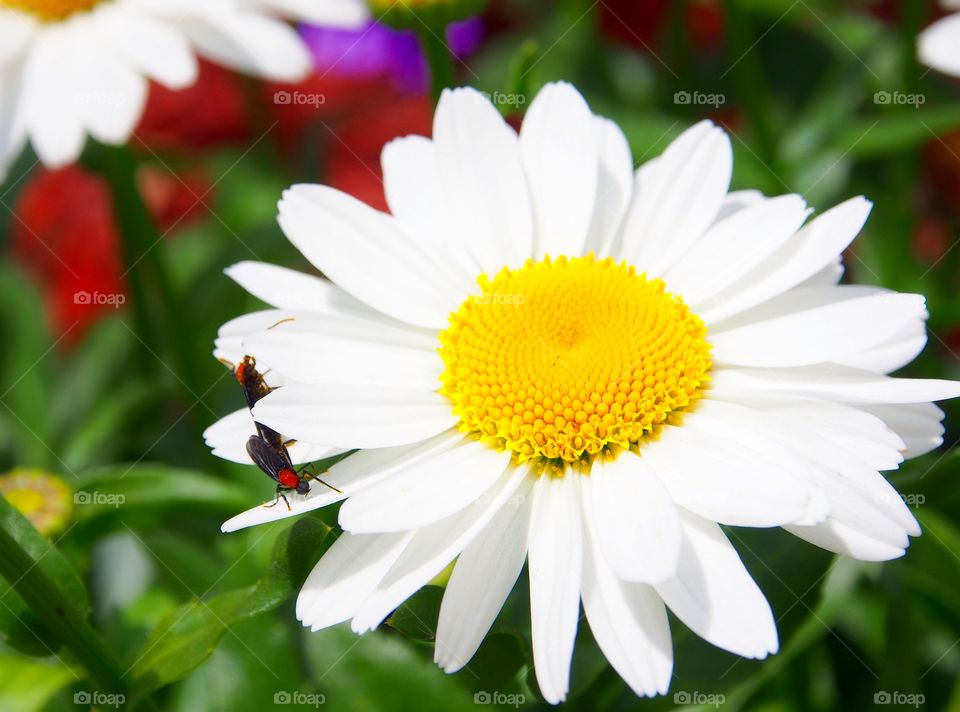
245,436 -> 286,483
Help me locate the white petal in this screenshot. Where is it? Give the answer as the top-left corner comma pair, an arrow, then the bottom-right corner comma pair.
679,408 -> 829,526
709,365 -> 960,404
655,511 -> 778,659
204,407 -> 344,465
0,59 -> 29,181
97,7 -> 197,89
253,383 -> 456,450
698,396 -> 919,539
350,465 -> 529,633
338,438 -> 511,533
381,135 -> 478,281
0,11 -> 35,69
297,531 -> 413,630
214,309 -> 298,371
862,403 -> 945,459
800,257 -> 845,287
698,197 -> 872,323
520,82 -> 599,258
67,27 -> 148,145
243,326 -> 443,390
224,261 -> 384,318
785,519 -> 906,562
433,87 -> 534,272
698,396 -> 905,474
580,454 -> 681,583
527,473 -> 582,705
23,30 -> 86,167
919,14 -> 960,77
435,476 -> 534,672
278,185 -> 462,329
709,292 -> 927,368
617,121 -> 732,275
178,10 -> 312,81
584,116 -> 634,257
580,487 -> 672,697
666,195 -> 810,307
833,319 -> 927,374
260,0 -> 368,26
712,189 -> 764,222
641,424 -> 812,527
221,430 -> 465,532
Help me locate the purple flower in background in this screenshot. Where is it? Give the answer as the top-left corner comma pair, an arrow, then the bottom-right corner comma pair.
301,18 -> 485,93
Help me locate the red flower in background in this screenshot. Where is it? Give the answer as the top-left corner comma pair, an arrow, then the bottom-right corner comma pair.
263,73 -> 432,210
601,0 -> 724,52
11,166 -> 123,343
325,87 -> 432,210
11,163 -> 209,345
136,59 -> 251,154
923,130 -> 960,217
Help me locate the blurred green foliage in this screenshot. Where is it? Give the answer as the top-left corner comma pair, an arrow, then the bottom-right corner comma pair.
1,0 -> 960,710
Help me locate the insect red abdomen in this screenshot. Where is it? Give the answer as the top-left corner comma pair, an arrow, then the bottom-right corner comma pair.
278,469 -> 300,489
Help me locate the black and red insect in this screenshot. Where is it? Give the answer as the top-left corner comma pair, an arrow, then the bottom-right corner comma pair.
226,355 -> 339,509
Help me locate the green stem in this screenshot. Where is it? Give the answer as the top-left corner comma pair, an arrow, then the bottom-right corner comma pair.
86,144 -> 204,414
417,25 -> 456,104
726,0 -> 782,180
0,496 -> 142,706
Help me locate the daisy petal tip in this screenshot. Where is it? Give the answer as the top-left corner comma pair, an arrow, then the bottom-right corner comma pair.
220,517 -> 241,534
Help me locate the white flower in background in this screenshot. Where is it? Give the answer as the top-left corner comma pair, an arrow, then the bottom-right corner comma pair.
919,0 -> 960,75
0,0 -> 367,179
206,82 -> 960,703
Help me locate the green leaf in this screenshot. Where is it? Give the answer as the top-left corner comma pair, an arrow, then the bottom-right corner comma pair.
0,653 -> 78,712
48,318 -> 133,443
303,624 -> 480,712
71,464 -> 253,535
387,585 -> 443,642
0,494 -> 125,695
832,105 -> 960,160
899,508 -> 960,624
130,517 -> 334,699
60,381 -> 157,471
166,616 -> 304,712
0,590 -> 61,658
0,266 -> 55,467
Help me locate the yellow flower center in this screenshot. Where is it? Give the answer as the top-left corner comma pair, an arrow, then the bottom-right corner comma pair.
439,255 -> 711,473
6,0 -> 105,21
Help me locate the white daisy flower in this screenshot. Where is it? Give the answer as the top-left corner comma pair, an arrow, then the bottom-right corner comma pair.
0,0 -> 367,178
207,82 -> 960,703
919,0 -> 960,75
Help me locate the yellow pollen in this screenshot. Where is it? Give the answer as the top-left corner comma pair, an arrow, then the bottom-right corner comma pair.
6,0 -> 105,21
439,255 -> 712,474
